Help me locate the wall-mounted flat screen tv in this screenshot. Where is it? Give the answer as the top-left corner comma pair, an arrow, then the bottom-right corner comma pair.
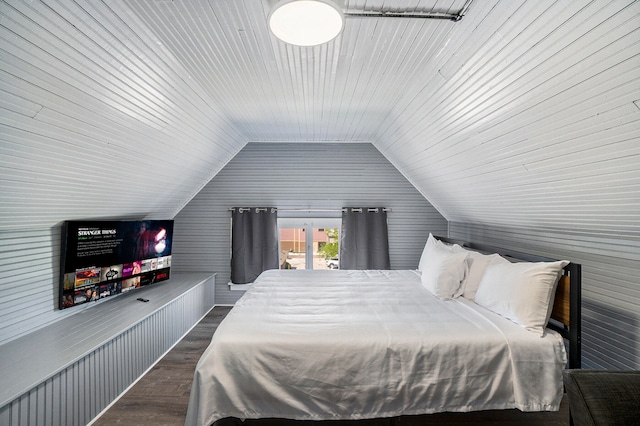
60,219 -> 174,310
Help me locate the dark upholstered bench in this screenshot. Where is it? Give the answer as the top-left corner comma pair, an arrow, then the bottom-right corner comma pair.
563,370 -> 640,426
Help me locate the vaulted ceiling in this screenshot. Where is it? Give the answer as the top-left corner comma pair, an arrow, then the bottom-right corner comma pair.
1,0 -> 639,235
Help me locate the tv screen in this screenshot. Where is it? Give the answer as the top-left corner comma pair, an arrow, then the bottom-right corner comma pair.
60,219 -> 174,309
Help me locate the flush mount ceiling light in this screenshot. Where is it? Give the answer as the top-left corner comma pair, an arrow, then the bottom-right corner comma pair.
268,0 -> 345,47
268,0 -> 475,47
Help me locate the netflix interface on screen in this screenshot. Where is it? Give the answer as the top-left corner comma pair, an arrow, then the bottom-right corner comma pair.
60,220 -> 173,309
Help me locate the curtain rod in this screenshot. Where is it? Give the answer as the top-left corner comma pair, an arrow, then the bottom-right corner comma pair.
228,207 -> 391,213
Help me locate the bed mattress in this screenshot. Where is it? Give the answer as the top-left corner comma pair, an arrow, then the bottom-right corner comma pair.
185,269 -> 567,426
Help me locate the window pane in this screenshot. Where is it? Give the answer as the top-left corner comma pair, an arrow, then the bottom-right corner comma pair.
278,219 -> 340,270
279,228 -> 305,269
317,228 -> 339,270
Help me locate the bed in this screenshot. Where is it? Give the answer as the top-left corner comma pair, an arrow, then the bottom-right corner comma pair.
185,236 -> 581,426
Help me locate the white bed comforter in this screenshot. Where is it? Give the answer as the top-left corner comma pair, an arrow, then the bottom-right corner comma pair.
185,269 -> 567,426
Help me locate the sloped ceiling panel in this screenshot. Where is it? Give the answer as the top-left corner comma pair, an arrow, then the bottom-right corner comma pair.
0,0 -> 244,230
373,0 -> 640,236
121,0 -> 640,235
1,0 -> 639,236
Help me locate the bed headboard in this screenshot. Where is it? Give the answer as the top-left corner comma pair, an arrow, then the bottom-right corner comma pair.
435,236 -> 582,369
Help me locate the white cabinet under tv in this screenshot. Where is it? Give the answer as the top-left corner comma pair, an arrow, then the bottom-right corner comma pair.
0,273 -> 215,426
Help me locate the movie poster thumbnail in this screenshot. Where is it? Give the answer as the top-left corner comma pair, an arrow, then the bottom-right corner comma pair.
153,268 -> 170,283
75,267 -> 101,288
122,263 -> 133,277
100,264 -> 123,282
63,273 -> 75,291
121,276 -> 141,293
74,286 -> 98,304
139,268 -> 171,287
140,258 -> 152,273
61,292 -> 75,309
156,255 -> 172,269
98,281 -> 121,299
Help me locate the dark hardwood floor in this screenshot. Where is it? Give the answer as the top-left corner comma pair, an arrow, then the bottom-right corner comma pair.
94,306 -> 570,426
93,306 -> 233,426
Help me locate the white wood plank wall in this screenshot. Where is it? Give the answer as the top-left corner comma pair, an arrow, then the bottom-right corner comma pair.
172,142 -> 447,304
0,227 -> 67,345
0,0 -> 241,344
450,222 -> 640,370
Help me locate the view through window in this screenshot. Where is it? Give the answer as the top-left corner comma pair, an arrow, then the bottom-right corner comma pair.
278,218 -> 340,270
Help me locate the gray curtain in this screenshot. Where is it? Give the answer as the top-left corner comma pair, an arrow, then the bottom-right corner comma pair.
340,207 -> 390,270
230,207 -> 279,284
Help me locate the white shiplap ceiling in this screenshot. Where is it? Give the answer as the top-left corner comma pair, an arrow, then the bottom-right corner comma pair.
1,0 -> 639,234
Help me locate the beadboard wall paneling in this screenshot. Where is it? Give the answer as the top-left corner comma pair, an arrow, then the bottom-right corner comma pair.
0,227 -> 65,345
449,222 -> 640,370
172,143 -> 447,304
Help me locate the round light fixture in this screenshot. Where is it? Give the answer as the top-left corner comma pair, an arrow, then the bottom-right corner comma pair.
269,0 -> 344,46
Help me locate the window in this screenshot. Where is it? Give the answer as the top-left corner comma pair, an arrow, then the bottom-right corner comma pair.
278,218 -> 340,270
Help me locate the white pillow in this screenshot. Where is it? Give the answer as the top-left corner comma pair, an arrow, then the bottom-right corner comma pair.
420,241 -> 468,300
474,260 -> 570,336
462,252 -> 509,300
418,233 -> 465,271
417,233 -> 438,272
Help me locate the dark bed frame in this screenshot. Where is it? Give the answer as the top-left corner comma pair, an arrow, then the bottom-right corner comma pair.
435,236 -> 582,369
